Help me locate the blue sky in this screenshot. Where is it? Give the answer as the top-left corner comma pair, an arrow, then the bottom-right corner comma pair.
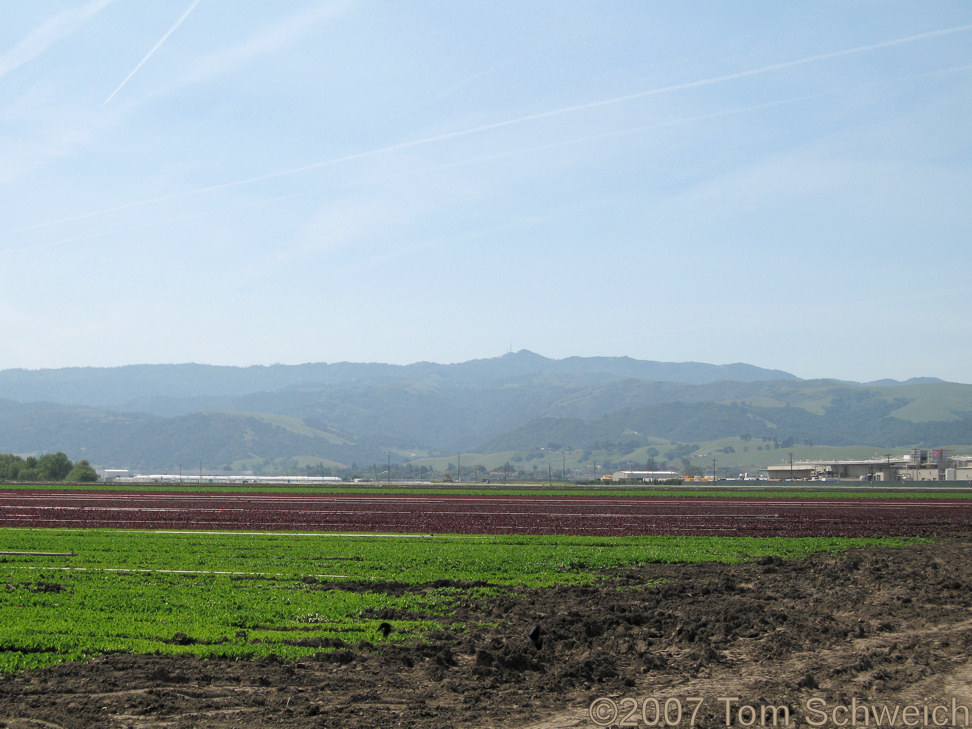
2,1 -> 970,383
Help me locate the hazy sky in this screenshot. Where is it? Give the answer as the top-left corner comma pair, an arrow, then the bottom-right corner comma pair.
2,2 -> 970,383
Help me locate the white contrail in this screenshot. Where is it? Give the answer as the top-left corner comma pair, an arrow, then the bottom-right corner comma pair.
102,0 -> 202,107
12,22 -> 972,234
14,64 -> 970,256
0,0 -> 115,81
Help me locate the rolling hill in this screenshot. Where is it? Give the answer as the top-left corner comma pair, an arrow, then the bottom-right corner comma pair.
0,351 -> 968,474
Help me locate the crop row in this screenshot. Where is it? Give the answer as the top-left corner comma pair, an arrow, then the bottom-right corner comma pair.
4,482 -> 971,500
0,492 -> 970,536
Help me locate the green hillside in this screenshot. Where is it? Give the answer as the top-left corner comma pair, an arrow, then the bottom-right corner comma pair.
0,354 -> 969,475
884,382 -> 972,422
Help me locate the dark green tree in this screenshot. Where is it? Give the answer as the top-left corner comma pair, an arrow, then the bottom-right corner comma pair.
38,452 -> 73,480
66,459 -> 98,482
0,453 -> 94,482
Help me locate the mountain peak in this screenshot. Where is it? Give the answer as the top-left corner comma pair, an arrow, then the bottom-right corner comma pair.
503,349 -> 547,360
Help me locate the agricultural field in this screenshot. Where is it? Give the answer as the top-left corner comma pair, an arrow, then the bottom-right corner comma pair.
3,480 -> 972,498
0,489 -> 969,728
0,488 -> 970,536
0,529 -> 911,673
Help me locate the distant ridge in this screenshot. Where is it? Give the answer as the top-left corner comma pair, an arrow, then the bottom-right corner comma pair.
864,377 -> 944,387
2,353 -> 968,473
0,351 -> 797,409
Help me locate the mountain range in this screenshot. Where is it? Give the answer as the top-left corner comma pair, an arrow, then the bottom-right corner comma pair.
0,351 -> 968,474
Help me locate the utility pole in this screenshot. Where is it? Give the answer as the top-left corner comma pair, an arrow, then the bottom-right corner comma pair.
548,462 -> 552,487
788,452 -> 793,480
457,453 -> 461,483
712,459 -> 717,482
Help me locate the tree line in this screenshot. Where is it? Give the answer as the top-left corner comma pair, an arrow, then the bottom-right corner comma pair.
0,453 -> 98,482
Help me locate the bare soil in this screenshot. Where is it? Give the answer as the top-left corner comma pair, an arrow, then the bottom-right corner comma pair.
1,538 -> 970,728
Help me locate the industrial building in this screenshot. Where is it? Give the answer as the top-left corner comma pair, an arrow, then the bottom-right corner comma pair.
101,471 -> 343,485
610,469 -> 681,483
765,449 -> 972,481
